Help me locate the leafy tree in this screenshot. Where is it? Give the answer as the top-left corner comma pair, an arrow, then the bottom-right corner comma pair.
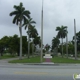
0,35 -> 28,57
9,2 -> 30,59
63,43 -> 67,55
0,40 -> 5,56
9,35 -> 28,56
0,36 -> 10,56
73,31 -> 80,57
22,36 -> 28,56
75,31 -> 80,52
9,35 -> 19,56
56,25 -> 67,57
68,41 -> 74,55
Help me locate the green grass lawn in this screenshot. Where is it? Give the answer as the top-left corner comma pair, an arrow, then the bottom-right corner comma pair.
51,56 -> 80,63
9,56 -> 41,63
8,55 -> 80,63
0,55 -> 17,59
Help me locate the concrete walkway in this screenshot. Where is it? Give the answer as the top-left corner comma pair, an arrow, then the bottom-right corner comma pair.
0,55 -> 54,65
0,57 -> 19,64
43,54 -> 52,62
43,54 -> 54,64
45,58 -> 51,62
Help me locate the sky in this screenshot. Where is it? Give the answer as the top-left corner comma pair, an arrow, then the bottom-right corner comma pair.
0,0 -> 80,45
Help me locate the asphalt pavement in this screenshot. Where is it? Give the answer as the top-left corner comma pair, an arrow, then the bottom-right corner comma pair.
0,64 -> 80,80
0,57 -> 80,80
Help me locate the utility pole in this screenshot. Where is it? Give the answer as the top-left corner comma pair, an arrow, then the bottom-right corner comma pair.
41,0 -> 44,62
74,19 -> 77,60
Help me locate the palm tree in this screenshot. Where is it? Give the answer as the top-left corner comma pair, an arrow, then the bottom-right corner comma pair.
52,37 -> 60,54
28,25 -> 38,56
56,25 -> 67,57
33,36 -> 41,46
23,18 -> 36,58
9,2 -> 30,59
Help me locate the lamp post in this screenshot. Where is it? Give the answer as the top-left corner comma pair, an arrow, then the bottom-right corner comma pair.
41,0 -> 44,62
74,19 -> 77,60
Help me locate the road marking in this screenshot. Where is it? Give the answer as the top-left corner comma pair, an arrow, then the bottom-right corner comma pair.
15,72 -> 48,75
14,71 -> 72,76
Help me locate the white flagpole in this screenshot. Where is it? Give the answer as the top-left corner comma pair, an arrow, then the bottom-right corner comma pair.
74,19 -> 77,60
66,27 -> 68,58
41,0 -> 44,62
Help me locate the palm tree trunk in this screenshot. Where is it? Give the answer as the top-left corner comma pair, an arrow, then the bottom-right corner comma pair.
19,22 -> 22,60
28,27 -> 30,59
62,38 -> 63,57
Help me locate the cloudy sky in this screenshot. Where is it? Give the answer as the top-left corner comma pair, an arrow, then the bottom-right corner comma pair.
0,0 -> 80,45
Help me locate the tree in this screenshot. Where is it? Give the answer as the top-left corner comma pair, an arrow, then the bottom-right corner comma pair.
0,36 -> 10,56
0,40 -> 5,56
22,36 -> 28,56
8,35 -> 19,56
75,31 -> 80,52
33,36 -> 41,46
68,41 -> 74,56
23,18 -> 36,58
28,25 -> 38,56
56,25 -> 67,57
73,31 -> 80,57
52,37 -> 60,50
33,36 -> 41,53
45,44 -> 50,53
51,37 -> 60,55
9,2 -> 30,59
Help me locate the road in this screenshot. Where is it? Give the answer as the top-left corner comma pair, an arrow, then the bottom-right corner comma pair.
0,64 -> 80,80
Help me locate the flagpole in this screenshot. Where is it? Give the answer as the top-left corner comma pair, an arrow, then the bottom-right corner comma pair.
74,19 -> 77,60
66,27 -> 68,58
41,0 -> 43,62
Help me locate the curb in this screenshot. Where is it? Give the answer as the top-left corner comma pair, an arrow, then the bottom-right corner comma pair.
22,63 -> 59,66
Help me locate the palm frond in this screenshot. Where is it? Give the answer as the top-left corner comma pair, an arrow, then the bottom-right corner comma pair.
13,16 -> 17,24
13,15 -> 20,24
20,2 -> 23,8
56,26 -> 61,31
23,16 -> 27,24
14,5 -> 20,11
16,19 -> 18,25
25,24 -> 27,30
31,21 -> 36,24
21,7 -> 25,12
23,10 -> 30,18
9,11 -> 19,16
61,25 -> 67,28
